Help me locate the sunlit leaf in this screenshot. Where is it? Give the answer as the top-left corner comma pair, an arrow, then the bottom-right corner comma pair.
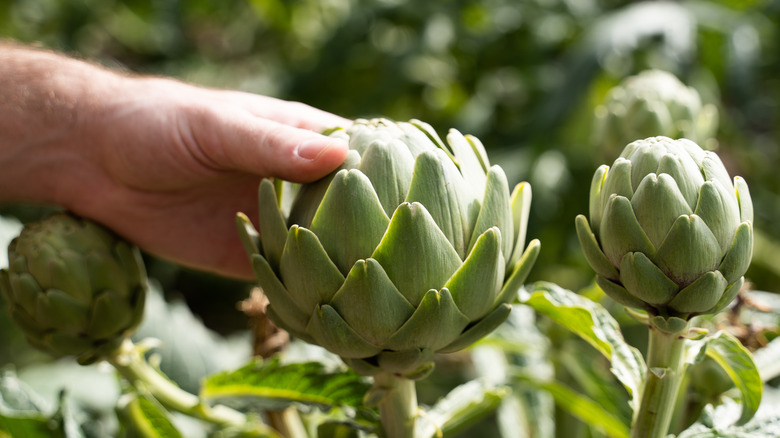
520,282 -> 645,411
200,358 -> 371,412
118,393 -> 182,438
701,331 -> 762,425
415,379 -> 509,438
514,375 -> 630,438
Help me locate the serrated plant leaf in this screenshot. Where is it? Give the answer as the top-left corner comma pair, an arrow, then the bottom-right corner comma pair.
201,359 -> 372,412
513,376 -> 630,438
702,331 -> 762,425
118,393 -> 183,438
520,282 -> 645,410
415,379 -> 509,438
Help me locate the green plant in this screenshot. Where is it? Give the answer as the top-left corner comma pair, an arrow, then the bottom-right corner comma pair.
0,213 -> 147,364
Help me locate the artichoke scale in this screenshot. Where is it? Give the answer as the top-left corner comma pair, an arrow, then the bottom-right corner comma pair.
653,215 -> 721,287
279,225 -> 344,314
631,173 -> 693,249
656,153 -> 703,209
88,290 -> 135,339
467,166 -> 514,263
599,159 -> 633,219
600,195 -> 655,268
438,303 -> 511,354
35,288 -> 90,333
250,254 -> 310,334
575,215 -> 619,281
508,182 -> 532,267
718,222 -> 753,284
619,252 -> 678,305
733,176 -> 753,223
309,169 -> 390,276
406,149 -> 476,259
381,288 -> 469,352
445,227 -> 504,320
667,270 -> 727,315
257,178 -> 289,271
358,139 -> 415,218
371,202 -> 461,306
306,304 -> 383,358
497,239 -> 541,304
445,129 -> 488,200
329,259 -> 414,346
595,277 -> 649,311
694,181 -> 741,254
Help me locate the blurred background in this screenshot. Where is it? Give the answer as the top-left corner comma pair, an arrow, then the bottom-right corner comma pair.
2,0 -> 779,349
4,0 -> 778,321
1,0 -> 779,435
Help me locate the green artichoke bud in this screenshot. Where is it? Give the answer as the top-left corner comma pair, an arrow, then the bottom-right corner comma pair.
0,213 -> 147,364
593,70 -> 719,157
237,118 -> 540,379
576,136 -> 752,320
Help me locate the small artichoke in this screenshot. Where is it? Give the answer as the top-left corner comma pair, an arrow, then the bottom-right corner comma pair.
237,118 -> 540,379
576,137 -> 752,320
593,70 -> 718,156
0,213 -> 147,364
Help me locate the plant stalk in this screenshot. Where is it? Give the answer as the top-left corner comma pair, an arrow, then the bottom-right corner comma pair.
373,372 -> 418,438
107,338 -> 261,429
631,321 -> 690,438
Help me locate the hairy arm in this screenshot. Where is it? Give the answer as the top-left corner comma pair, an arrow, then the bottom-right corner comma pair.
0,43 -> 349,279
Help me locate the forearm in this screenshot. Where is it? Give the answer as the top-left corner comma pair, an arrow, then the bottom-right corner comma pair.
0,44 -> 125,206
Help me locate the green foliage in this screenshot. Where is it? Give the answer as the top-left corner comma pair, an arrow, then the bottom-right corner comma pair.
201,359 -> 371,412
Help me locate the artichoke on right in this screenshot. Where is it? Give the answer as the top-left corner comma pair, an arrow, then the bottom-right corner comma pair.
576,136 -> 753,320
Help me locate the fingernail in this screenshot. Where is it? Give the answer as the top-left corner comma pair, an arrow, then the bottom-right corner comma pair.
296,139 -> 344,160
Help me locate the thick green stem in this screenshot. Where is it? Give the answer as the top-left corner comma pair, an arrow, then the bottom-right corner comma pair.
107,338 -> 255,429
373,373 -> 418,438
632,321 -> 690,438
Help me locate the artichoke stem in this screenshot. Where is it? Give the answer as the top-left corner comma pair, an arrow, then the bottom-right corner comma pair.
632,320 -> 690,438
107,338 -> 262,431
373,372 -> 419,438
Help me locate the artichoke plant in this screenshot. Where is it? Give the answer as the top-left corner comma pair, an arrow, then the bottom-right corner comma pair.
576,136 -> 752,321
0,213 -> 147,364
237,118 -> 540,379
593,70 -> 718,158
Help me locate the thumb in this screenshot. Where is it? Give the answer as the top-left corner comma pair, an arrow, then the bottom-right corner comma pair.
199,111 -> 350,182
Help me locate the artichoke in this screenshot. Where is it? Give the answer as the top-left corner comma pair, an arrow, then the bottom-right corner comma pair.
237,118 -> 540,379
593,70 -> 718,157
0,213 -> 147,364
576,137 -> 752,321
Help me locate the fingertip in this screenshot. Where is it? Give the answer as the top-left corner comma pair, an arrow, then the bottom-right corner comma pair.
294,137 -> 349,180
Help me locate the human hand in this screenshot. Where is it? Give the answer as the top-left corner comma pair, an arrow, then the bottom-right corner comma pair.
75,78 -> 350,279
0,47 -> 349,279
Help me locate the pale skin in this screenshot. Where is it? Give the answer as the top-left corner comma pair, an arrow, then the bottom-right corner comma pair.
0,44 -> 350,279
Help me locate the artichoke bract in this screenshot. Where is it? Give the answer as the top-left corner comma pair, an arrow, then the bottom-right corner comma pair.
576,137 -> 753,321
593,70 -> 718,156
237,118 -> 540,379
0,213 -> 147,364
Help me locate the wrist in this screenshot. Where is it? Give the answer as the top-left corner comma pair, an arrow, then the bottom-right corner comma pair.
0,47 -> 126,206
